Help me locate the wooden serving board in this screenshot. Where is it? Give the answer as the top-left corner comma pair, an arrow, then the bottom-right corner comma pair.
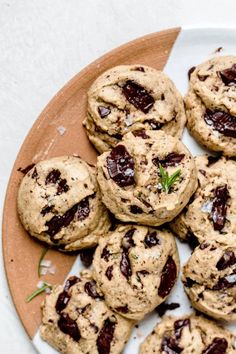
2,27 -> 180,339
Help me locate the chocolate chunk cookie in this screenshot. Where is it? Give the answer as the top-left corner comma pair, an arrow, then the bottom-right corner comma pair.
83,65 -> 186,153
139,314 -> 236,354
182,238 -> 236,321
17,156 -> 111,251
92,225 -> 179,321
170,155 -> 236,245
186,56 -> 236,156
40,270 -> 133,353
97,130 -> 197,226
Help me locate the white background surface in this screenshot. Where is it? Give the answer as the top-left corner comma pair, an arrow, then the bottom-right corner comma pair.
1,0 -> 236,352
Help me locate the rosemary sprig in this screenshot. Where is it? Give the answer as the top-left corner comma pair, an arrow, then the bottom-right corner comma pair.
38,248 -> 48,277
159,164 -> 181,193
26,282 -> 52,303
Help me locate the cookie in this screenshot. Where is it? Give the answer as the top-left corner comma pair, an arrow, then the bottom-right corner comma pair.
139,314 -> 236,354
40,270 -> 133,354
186,56 -> 236,156
83,64 -> 186,153
170,155 -> 236,245
17,156 -> 111,251
182,238 -> 236,321
92,224 -> 179,321
97,130 -> 197,226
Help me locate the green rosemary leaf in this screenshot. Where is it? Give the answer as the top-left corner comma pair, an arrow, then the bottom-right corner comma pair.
38,248 -> 48,277
159,164 -> 181,193
26,282 -> 52,303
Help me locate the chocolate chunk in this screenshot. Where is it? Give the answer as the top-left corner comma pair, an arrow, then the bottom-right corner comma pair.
31,168 -> 38,179
17,163 -> 35,175
57,179 -> 69,195
84,280 -> 104,299
216,251 -> 236,270
132,129 -> 149,139
130,205 -> 143,214
56,291 -> 71,313
188,66 -> 196,80
202,337 -> 228,354
156,302 -> 180,317
45,196 -> 90,239
207,154 -> 222,166
174,319 -> 190,339
120,250 -> 132,279
153,153 -> 185,168
115,305 -> 129,313
213,272 -> 236,290
144,231 -> 160,247
211,185 -> 229,231
204,109 -> 236,138
45,169 -> 61,184
64,276 -> 80,292
198,74 -> 208,81
123,228 -> 136,249
107,145 -> 135,187
187,232 -> 199,249
111,133 -> 123,140
79,248 -> 96,267
122,80 -> 154,113
134,66 -> 145,72
101,246 -> 111,262
96,318 -> 116,354
200,242 -> 209,250
219,64 -> 236,85
145,119 -> 163,130
158,256 -> 177,298
40,205 -> 54,216
161,336 -> 182,354
184,277 -> 196,288
58,313 -> 80,341
105,266 -> 113,280
98,106 -> 111,118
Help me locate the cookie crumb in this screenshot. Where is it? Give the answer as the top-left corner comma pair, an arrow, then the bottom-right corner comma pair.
213,47 -> 223,54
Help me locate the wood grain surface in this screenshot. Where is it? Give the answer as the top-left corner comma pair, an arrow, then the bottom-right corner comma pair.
2,27 -> 180,338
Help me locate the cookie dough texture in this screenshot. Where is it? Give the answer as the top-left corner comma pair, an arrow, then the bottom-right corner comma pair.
92,224 -> 179,321
84,64 -> 186,153
40,270 -> 133,354
17,156 -> 111,251
186,56 -> 236,156
182,238 -> 236,321
170,155 -> 236,244
97,130 -> 197,226
139,315 -> 236,354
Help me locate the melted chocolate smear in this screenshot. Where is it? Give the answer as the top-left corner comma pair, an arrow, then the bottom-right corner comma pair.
107,145 -> 135,187
58,313 -> 80,342
84,280 -> 104,299
105,266 -> 114,280
188,66 -> 196,80
130,205 -> 143,214
123,228 -> 136,249
132,129 -> 149,139
101,246 -> 111,262
202,337 -> 228,354
153,153 -> 185,168
158,256 -> 177,298
41,205 -> 54,216
156,302 -> 180,317
207,154 -> 222,166
145,119 -> 163,130
56,292 -> 71,313
213,271 -> 236,290
79,248 -> 96,267
219,64 -> 236,85
120,250 -> 132,279
98,106 -> 111,118
115,305 -> 129,313
144,231 -> 160,248
45,196 -> 90,239
174,319 -> 190,340
96,318 -> 116,354
161,336 -> 182,354
204,109 -> 236,138
211,185 -> 229,231
18,163 -> 35,175
122,80 -> 154,113
216,251 -> 236,270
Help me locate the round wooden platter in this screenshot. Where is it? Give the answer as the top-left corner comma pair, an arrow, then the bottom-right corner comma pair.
2,27 -> 180,339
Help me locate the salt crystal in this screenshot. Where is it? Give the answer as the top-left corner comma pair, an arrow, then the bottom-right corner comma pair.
49,265 -> 56,275
37,281 -> 44,289
40,267 -> 48,276
201,200 -> 213,213
40,259 -> 52,268
125,114 -> 133,127
57,126 -> 66,136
